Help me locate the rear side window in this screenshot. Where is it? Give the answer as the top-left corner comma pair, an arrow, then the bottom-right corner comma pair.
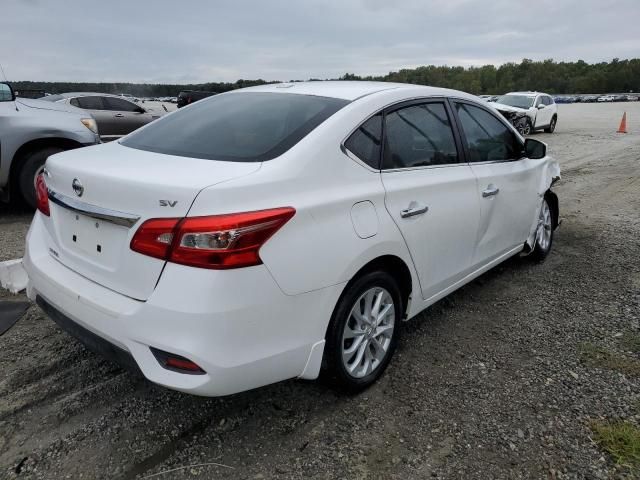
344,113 -> 382,169
383,102 -> 458,169
122,92 -> 349,162
455,103 -> 523,162
74,96 -> 105,110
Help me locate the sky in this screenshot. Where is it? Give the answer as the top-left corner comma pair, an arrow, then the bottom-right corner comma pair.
1,0 -> 639,84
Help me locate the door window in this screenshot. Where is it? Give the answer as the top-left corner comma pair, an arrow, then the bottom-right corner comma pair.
73,96 -> 105,110
344,113 -> 382,169
104,97 -> 140,112
454,103 -> 523,162
383,102 -> 458,169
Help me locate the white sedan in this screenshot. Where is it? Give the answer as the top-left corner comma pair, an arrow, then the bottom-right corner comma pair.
24,81 -> 560,396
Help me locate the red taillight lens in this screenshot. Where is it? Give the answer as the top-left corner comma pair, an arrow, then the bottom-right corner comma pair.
150,347 -> 205,374
130,207 -> 295,269
130,217 -> 180,260
35,173 -> 50,216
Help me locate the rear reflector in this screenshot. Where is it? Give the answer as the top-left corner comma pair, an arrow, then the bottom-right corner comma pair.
35,173 -> 50,216
130,207 -> 295,269
150,347 -> 205,375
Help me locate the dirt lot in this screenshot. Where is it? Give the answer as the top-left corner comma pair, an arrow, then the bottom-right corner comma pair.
1,102 -> 639,479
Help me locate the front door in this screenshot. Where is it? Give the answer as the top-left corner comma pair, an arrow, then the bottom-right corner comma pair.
534,95 -> 553,128
380,100 -> 480,301
452,101 -> 540,266
103,97 -> 151,136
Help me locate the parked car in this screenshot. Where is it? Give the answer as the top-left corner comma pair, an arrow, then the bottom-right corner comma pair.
25,81 -> 560,396
118,93 -> 139,103
597,95 -> 615,102
612,94 -> 628,102
490,92 -> 558,135
0,82 -> 99,208
626,95 -> 639,101
582,95 -> 599,103
553,96 -> 576,104
42,93 -> 162,141
177,90 -> 216,108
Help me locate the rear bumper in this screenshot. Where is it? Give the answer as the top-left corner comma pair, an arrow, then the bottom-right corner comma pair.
24,213 -> 343,396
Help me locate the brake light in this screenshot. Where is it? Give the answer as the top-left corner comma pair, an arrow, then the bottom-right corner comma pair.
35,173 -> 50,216
130,207 -> 295,269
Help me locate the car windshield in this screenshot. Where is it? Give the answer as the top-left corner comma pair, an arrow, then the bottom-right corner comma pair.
121,92 -> 349,162
495,95 -> 534,109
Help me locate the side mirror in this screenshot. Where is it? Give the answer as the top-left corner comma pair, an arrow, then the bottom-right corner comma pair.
135,106 -> 146,114
537,103 -> 545,109
0,82 -> 15,102
524,138 -> 546,159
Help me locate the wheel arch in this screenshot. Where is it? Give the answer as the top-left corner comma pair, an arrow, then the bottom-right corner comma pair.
335,254 -> 413,322
545,189 -> 559,229
9,137 -> 84,188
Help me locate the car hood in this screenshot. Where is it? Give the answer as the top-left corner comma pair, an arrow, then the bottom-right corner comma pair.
488,102 -> 528,114
16,97 -> 86,115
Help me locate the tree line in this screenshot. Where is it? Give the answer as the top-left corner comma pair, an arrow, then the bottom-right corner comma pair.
10,58 -> 640,97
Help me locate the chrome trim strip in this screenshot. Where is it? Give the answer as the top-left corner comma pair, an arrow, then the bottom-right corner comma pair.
48,190 -> 140,228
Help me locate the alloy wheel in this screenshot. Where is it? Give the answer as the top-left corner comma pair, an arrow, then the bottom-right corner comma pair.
341,287 -> 395,378
536,200 -> 552,252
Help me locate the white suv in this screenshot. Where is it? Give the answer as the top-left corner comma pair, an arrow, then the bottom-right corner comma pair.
490,92 -> 558,135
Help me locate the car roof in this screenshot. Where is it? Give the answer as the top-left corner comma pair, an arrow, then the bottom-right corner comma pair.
57,92 -> 123,98
506,91 -> 544,97
239,81 -> 465,101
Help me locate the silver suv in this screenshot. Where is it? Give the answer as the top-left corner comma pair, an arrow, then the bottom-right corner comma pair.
0,82 -> 100,208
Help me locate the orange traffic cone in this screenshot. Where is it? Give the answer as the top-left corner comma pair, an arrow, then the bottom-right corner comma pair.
617,112 -> 627,133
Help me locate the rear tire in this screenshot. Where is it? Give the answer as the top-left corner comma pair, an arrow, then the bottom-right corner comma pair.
17,147 -> 64,209
323,270 -> 402,392
544,116 -> 557,133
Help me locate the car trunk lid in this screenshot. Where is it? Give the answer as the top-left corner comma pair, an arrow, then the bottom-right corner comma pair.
43,142 -> 261,300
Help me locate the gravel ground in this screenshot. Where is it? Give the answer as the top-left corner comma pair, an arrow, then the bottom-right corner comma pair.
1,102 -> 639,479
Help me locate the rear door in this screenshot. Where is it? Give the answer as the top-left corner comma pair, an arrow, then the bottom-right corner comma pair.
380,99 -> 480,301
452,100 -> 540,265
103,97 -> 151,135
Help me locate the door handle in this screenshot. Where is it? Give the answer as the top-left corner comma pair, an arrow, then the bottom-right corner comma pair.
482,186 -> 500,198
114,113 -> 125,118
400,204 -> 429,218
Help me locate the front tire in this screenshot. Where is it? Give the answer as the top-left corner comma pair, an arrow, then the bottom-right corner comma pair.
17,147 -> 64,209
323,271 -> 402,392
530,197 -> 554,261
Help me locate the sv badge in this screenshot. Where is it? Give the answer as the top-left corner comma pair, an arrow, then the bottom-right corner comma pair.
159,200 -> 178,207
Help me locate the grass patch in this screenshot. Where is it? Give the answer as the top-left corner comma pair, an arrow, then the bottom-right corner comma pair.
591,420 -> 640,470
578,343 -> 640,376
620,333 -> 640,354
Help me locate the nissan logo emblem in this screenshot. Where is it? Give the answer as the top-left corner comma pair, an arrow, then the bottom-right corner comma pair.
72,178 -> 84,197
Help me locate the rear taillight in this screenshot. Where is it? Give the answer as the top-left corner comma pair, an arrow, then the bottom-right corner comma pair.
130,207 -> 295,269
35,173 -> 50,216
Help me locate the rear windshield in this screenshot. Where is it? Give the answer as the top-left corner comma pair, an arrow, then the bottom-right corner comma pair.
121,92 -> 349,162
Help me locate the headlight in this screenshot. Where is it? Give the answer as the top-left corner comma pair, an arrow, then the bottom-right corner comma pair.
81,118 -> 98,134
